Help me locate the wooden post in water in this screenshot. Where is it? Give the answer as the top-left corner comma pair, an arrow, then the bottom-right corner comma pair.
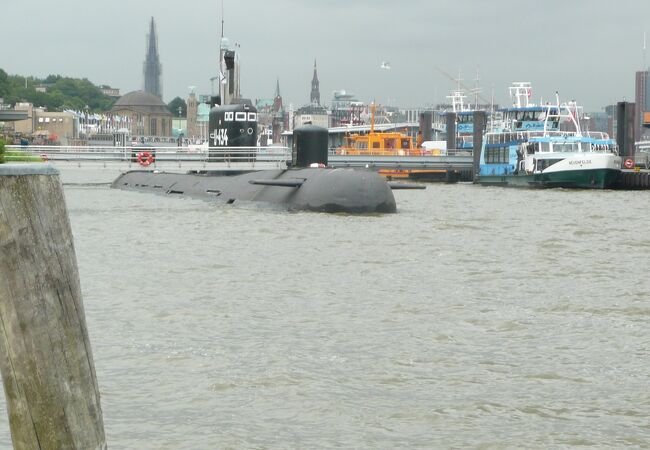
616,101 -> 636,159
472,111 -> 487,183
0,165 -> 106,450
445,112 -> 457,152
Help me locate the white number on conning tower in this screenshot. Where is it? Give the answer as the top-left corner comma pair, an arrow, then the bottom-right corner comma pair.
211,128 -> 228,146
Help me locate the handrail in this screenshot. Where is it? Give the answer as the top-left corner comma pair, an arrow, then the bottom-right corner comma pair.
6,145 -> 292,164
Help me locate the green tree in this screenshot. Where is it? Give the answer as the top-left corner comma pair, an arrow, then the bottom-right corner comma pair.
0,69 -> 8,99
168,97 -> 187,117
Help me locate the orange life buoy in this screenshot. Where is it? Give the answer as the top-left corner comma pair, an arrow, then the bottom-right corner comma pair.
137,151 -> 155,167
624,158 -> 634,169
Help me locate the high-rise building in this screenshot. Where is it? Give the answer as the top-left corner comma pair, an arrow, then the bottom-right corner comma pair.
143,17 -> 163,99
310,60 -> 320,106
634,70 -> 650,141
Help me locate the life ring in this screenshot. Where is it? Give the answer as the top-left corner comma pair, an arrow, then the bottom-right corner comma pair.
137,151 -> 155,167
624,158 -> 634,169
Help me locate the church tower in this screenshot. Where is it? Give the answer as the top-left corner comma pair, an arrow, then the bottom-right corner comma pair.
143,17 -> 163,99
273,77 -> 283,113
272,77 -> 285,143
310,60 -> 320,106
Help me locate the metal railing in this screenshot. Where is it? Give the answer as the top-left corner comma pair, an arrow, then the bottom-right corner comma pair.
6,145 -> 291,165
329,148 -> 472,157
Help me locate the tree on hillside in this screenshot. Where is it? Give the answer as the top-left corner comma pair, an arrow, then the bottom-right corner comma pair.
168,97 -> 187,117
0,69 -> 8,99
0,71 -> 116,112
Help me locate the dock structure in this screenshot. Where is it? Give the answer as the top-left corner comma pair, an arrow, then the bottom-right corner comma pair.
0,164 -> 106,450
616,170 -> 650,189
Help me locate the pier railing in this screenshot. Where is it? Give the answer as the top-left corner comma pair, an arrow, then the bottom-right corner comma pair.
6,145 -> 292,165
6,144 -> 474,173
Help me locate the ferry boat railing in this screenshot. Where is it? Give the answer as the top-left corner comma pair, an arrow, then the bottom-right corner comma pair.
486,130 -> 613,142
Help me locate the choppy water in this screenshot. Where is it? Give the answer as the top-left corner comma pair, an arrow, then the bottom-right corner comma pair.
1,178 -> 650,449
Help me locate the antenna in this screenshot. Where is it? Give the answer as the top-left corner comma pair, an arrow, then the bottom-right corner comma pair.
643,31 -> 648,70
221,0 -> 224,39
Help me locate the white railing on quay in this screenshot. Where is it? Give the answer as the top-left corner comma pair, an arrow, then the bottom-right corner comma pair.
6,145 -> 292,165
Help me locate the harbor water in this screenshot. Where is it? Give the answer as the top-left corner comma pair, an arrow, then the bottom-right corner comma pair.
1,174 -> 649,448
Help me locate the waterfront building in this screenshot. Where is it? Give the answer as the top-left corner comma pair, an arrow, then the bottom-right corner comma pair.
7,103 -> 76,143
330,90 -> 364,127
294,103 -> 329,129
110,90 -> 172,137
143,17 -> 163,99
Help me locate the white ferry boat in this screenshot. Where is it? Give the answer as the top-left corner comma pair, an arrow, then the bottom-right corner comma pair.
477,82 -> 621,189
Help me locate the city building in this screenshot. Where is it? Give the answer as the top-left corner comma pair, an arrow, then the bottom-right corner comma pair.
294,103 -> 329,129
10,103 -> 76,143
635,70 -> 650,141
330,90 -> 364,127
143,17 -> 163,99
100,86 -> 121,98
110,90 -> 172,137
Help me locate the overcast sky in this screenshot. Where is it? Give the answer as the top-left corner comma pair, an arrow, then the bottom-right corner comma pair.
3,0 -> 650,111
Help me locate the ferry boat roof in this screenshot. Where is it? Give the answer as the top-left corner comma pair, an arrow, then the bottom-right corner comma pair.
499,105 -> 557,112
528,134 -> 613,143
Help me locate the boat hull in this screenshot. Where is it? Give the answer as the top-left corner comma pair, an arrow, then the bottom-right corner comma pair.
477,168 -> 620,189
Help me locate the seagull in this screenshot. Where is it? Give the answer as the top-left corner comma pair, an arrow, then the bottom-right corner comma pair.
380,61 -> 391,70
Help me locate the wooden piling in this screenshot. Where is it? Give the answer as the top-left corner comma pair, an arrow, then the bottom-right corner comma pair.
0,165 -> 106,450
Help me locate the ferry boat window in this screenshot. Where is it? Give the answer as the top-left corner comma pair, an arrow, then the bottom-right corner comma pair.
384,139 -> 396,149
401,139 -> 410,149
537,158 -> 562,171
540,142 -> 550,152
372,142 -> 380,149
485,146 -> 509,164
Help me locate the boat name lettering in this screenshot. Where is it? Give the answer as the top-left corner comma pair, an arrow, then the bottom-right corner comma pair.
568,159 -> 592,165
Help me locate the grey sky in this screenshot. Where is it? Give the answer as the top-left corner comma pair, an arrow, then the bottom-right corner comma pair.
3,0 -> 649,111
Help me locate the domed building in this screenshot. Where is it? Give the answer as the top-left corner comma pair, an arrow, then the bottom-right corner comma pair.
110,90 -> 172,137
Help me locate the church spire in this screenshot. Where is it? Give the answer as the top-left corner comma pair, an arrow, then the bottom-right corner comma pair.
273,77 -> 283,113
275,77 -> 281,98
143,17 -> 163,99
310,59 -> 320,106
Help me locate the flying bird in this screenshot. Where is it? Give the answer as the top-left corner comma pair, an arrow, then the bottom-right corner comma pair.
380,62 -> 391,70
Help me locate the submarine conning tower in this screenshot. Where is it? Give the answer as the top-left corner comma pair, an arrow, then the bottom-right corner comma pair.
292,124 -> 328,167
209,100 -> 258,148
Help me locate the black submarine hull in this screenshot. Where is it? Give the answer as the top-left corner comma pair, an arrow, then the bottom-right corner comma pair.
111,168 -> 397,213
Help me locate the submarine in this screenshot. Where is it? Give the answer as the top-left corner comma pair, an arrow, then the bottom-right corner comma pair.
112,101 -> 422,214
